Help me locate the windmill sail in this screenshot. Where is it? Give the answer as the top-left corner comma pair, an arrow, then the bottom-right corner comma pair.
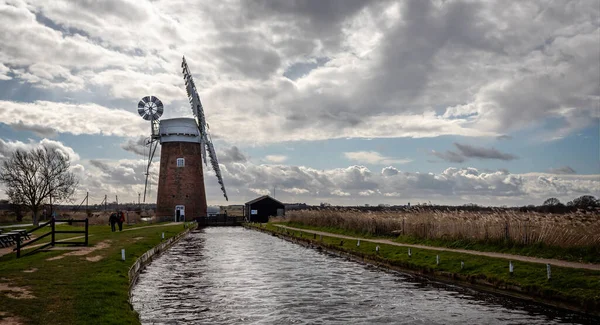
181,56 -> 228,201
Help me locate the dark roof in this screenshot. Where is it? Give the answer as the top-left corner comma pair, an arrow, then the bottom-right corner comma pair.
245,195 -> 285,206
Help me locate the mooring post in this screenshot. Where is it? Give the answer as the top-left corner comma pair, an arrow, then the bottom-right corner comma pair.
461,261 -> 464,270
408,248 -> 412,257
340,240 -> 344,246
357,239 -> 360,247
509,261 -> 514,275
376,245 -> 380,253
547,264 -> 551,280
162,232 -> 165,239
121,249 -> 125,261
436,255 -> 439,265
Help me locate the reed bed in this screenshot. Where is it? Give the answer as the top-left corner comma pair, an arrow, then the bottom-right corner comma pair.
282,208 -> 600,248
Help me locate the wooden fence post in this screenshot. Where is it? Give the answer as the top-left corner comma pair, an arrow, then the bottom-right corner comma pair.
84,218 -> 89,246
51,217 -> 55,247
16,233 -> 21,258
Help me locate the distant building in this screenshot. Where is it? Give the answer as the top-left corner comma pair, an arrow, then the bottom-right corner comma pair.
220,205 -> 244,216
245,195 -> 285,223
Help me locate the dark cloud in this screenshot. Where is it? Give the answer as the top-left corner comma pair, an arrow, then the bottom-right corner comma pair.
547,166 -> 576,175
218,146 -> 247,164
9,121 -> 57,137
454,143 -> 518,161
215,45 -> 281,80
430,143 -> 517,163
430,150 -> 466,163
120,136 -> 150,156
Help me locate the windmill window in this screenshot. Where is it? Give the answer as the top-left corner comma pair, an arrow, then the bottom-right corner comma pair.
176,158 -> 185,167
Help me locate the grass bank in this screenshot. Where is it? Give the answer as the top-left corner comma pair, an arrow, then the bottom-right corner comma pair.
0,222 -> 188,324
281,220 -> 600,264
250,223 -> 600,316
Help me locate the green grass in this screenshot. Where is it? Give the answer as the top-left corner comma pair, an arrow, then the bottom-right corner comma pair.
257,223 -> 600,313
0,222 -> 187,324
282,221 -> 600,264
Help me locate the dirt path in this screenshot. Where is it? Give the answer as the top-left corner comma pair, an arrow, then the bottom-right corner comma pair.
275,225 -> 600,271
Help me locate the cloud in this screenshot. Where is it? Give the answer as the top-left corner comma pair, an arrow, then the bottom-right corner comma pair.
265,155 -> 287,163
1,0 -> 595,146
0,138 -> 80,162
547,166 -> 576,175
0,63 -> 11,80
344,151 -> 411,165
120,136 -> 150,156
453,143 -> 517,161
430,149 -> 466,163
218,146 -> 247,163
381,166 -> 399,176
430,142 -> 517,163
0,100 -> 147,137
9,121 -> 57,137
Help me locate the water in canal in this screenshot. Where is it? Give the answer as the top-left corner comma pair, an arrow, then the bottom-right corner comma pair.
131,227 -> 596,324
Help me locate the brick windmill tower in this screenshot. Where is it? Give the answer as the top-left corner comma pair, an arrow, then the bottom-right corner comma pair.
137,57 -> 228,222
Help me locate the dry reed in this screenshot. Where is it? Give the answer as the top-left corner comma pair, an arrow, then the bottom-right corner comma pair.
282,208 -> 600,248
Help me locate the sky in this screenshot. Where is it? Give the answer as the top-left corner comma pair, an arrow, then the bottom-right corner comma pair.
0,0 -> 599,207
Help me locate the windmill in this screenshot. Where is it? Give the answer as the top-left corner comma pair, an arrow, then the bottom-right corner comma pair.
135,57 -> 228,221
137,96 -> 162,203
181,56 -> 228,201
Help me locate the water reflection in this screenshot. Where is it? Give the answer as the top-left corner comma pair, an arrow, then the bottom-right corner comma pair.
131,227 -> 596,324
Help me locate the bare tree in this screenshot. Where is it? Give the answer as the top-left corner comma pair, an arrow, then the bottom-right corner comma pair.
0,147 -> 78,225
542,197 -> 562,206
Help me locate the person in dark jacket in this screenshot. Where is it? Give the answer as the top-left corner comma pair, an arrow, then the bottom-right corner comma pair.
109,213 -> 117,232
117,211 -> 125,231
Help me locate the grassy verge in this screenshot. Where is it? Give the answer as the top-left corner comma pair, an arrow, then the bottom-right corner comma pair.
254,223 -> 600,315
0,222 -> 188,324
282,221 -> 600,264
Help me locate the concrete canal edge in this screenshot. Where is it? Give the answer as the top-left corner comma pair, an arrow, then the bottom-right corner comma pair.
245,224 -> 599,317
127,225 -> 193,299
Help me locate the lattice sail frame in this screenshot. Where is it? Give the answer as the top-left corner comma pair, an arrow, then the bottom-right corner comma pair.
181,56 -> 229,201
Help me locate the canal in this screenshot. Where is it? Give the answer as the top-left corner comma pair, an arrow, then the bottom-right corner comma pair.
131,227 -> 595,324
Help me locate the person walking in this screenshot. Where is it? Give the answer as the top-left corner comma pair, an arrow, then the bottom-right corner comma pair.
118,211 -> 125,231
109,212 -> 117,232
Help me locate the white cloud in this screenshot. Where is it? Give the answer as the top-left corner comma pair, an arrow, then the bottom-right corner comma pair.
344,151 -> 411,165
265,155 -> 288,163
0,100 -> 147,137
0,62 -> 11,80
0,138 -> 80,162
0,0 -> 594,144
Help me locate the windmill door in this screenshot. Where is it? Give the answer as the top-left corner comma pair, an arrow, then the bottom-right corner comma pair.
175,205 -> 185,222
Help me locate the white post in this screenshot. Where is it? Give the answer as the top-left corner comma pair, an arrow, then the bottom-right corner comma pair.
436,255 -> 439,265
376,245 -> 380,253
357,240 -> 360,247
547,264 -> 551,280
461,261 -> 464,270
121,249 -> 125,261
408,248 -> 412,257
162,232 -> 164,239
509,261 -> 514,275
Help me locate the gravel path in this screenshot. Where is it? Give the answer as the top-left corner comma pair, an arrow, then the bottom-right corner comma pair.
275,225 -> 600,271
